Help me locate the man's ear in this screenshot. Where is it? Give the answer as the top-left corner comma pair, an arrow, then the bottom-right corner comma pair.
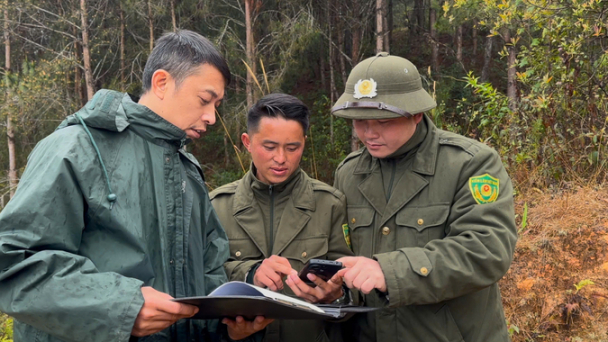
413,113 -> 424,124
241,133 -> 252,152
151,69 -> 171,100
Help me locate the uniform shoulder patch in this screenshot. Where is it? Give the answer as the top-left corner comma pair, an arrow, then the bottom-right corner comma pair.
209,181 -> 239,200
336,149 -> 365,170
342,224 -> 352,250
469,174 -> 500,204
310,179 -> 343,199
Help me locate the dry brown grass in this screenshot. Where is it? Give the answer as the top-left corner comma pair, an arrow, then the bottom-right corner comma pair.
501,185 -> 608,341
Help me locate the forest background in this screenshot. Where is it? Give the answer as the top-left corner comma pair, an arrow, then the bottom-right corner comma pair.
0,0 -> 607,341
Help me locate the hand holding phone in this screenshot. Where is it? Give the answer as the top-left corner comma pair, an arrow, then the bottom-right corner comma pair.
298,259 -> 343,287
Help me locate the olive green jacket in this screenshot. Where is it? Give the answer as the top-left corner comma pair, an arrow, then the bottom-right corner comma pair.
0,90 -> 235,342
210,169 -> 354,342
334,115 -> 517,342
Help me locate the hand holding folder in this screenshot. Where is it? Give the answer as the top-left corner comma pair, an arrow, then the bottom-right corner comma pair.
174,281 -> 378,320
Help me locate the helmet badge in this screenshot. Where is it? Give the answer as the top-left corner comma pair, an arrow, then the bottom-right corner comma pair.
353,78 -> 378,99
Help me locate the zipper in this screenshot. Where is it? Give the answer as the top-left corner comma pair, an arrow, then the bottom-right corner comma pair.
269,185 -> 275,255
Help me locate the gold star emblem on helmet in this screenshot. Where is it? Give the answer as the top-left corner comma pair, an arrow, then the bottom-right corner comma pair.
353,78 -> 378,99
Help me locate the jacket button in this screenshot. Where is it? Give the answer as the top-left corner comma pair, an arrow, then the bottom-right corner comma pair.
351,218 -> 356,224
302,252 -> 307,258
382,227 -> 390,235
417,219 -> 424,225
235,251 -> 242,257
165,157 -> 170,163
420,267 -> 428,275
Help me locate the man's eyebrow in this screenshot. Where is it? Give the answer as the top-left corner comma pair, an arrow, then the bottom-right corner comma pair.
201,89 -> 220,99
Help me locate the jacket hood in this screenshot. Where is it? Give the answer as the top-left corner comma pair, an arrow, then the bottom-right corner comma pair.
57,90 -> 130,132
57,89 -> 188,144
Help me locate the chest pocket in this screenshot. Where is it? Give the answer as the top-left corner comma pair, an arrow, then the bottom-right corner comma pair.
395,204 -> 449,248
229,238 -> 263,261
281,236 -> 328,271
346,207 -> 375,257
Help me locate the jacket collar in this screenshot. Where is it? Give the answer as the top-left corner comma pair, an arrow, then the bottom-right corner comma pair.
232,167 -> 315,214
353,114 -> 439,176
122,94 -> 189,148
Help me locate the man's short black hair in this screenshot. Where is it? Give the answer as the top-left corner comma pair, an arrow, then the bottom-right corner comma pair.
247,93 -> 310,134
142,30 -> 231,92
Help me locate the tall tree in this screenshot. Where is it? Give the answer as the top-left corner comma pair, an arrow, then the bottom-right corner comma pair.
147,0 -> 154,52
245,0 -> 256,109
480,35 -> 492,82
456,25 -> 463,63
503,28 -> 517,111
4,0 -> 16,198
80,0 -> 94,100
120,4 -> 126,90
429,6 -> 438,73
170,0 -> 178,31
376,0 -> 385,53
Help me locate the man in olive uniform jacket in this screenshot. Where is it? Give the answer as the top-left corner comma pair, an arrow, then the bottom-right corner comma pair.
210,93 -> 354,342
332,53 -> 517,342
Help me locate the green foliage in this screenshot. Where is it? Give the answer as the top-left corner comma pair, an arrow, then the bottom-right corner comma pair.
506,319 -> 520,337
518,202 -> 528,234
574,279 -> 594,293
0,313 -> 13,342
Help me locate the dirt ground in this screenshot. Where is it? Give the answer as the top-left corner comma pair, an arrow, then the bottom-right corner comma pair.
501,185 -> 608,341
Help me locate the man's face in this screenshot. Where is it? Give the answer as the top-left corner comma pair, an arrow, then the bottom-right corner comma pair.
353,114 -> 423,159
242,117 -> 306,185
159,64 -> 225,139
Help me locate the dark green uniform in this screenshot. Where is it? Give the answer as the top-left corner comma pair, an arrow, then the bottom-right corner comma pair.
210,168 -> 354,342
333,115 -> 517,342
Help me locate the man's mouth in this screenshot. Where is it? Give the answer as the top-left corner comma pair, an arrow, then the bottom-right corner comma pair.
187,128 -> 205,139
271,168 -> 288,176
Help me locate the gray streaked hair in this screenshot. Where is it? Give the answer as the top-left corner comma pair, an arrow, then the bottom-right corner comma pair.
142,30 -> 231,92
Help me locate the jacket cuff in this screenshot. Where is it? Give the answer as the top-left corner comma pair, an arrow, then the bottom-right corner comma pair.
245,262 -> 262,284
117,279 -> 145,341
373,252 -> 400,307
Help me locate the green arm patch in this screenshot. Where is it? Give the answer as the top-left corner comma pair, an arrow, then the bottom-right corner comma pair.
342,224 -> 352,250
469,174 -> 500,204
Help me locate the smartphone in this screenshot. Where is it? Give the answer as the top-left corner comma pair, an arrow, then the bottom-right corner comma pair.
298,259 -> 343,287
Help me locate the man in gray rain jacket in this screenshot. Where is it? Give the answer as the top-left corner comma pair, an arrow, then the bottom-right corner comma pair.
0,30 -> 270,342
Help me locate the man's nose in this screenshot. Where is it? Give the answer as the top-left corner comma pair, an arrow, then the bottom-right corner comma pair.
204,109 -> 217,126
273,149 -> 286,164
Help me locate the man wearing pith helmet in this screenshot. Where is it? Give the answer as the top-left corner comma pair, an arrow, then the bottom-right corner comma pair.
333,52 -> 517,342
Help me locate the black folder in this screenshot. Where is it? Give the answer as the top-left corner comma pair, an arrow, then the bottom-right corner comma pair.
174,281 -> 378,320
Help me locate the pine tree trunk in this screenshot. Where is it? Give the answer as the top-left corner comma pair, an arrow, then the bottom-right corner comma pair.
385,0 -> 391,52
74,27 -> 84,106
472,24 -> 477,56
147,0 -> 154,52
456,25 -> 463,63
481,35 -> 493,83
376,0 -> 384,53
504,29 -> 517,111
245,0 -> 255,109
80,0 -> 94,100
170,0 -> 177,31
430,7 -> 438,74
120,5 -> 125,90
327,0 -> 336,146
415,0 -> 424,34
4,1 -> 17,198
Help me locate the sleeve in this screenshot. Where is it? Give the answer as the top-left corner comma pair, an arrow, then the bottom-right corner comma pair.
210,197 -> 261,282
201,196 -> 231,338
325,191 -> 354,261
0,135 -> 144,342
374,148 -> 517,307
324,191 -> 361,309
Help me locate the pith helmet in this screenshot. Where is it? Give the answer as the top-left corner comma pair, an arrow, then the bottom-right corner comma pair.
331,52 -> 436,119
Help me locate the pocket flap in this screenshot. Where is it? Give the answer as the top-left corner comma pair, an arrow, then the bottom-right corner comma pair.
395,204 -> 450,232
282,236 -> 329,263
347,207 -> 375,230
230,238 -> 263,260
